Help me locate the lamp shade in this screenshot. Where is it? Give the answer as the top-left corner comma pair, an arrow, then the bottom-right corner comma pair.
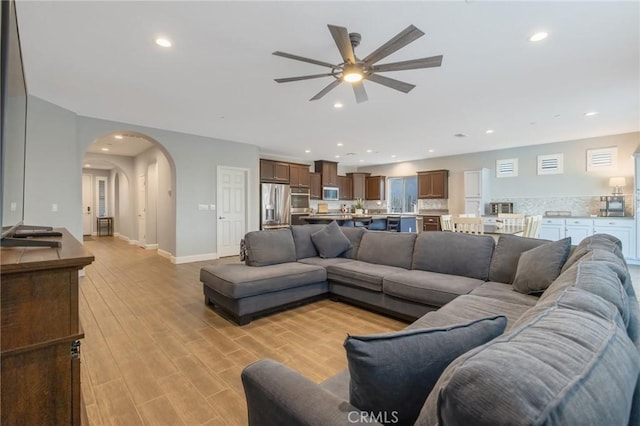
609,177 -> 626,188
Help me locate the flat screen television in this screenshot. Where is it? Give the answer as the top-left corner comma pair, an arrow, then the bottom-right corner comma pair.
1,0 -> 60,247
1,0 -> 27,233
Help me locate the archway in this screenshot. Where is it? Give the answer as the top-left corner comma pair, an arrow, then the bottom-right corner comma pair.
81,131 -> 176,257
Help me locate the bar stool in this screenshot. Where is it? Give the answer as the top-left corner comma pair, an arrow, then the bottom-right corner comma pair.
386,216 -> 401,232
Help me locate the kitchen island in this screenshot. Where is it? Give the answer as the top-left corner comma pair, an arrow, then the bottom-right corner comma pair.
302,214 -> 419,232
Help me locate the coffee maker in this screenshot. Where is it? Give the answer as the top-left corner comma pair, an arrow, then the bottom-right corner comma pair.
600,196 -> 625,217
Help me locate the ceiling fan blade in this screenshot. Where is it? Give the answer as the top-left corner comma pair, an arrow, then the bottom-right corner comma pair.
275,73 -> 334,83
362,25 -> 425,65
366,73 -> 415,93
273,51 -> 337,69
371,55 -> 443,73
327,25 -> 356,64
352,81 -> 368,104
310,79 -> 342,101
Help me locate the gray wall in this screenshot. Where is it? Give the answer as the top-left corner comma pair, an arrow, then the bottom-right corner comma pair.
25,95 -> 260,261
359,132 -> 640,214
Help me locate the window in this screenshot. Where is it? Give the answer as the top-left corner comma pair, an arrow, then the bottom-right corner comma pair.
388,176 -> 417,213
96,177 -> 107,217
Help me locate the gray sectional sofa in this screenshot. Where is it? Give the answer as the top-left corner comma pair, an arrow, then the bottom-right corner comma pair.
200,223 -> 640,425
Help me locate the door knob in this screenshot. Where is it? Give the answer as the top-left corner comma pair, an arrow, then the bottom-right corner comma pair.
219,216 -> 225,219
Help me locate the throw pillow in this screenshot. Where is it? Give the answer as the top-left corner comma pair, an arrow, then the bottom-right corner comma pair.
488,234 -> 549,283
512,237 -> 571,294
344,316 -> 507,425
310,221 -> 352,258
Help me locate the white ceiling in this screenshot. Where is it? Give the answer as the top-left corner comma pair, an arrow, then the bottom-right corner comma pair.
16,1 -> 640,167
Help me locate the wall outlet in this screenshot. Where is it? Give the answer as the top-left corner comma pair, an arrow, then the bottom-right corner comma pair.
198,204 -> 209,211
52,203 -> 58,212
10,202 -> 16,211
210,204 -> 216,211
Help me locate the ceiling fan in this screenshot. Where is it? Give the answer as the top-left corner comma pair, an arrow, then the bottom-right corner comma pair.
273,24 -> 443,103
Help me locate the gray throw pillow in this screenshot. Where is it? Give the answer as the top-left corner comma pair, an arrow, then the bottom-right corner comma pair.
488,234 -> 549,283
344,316 -> 507,425
311,221 -> 352,258
512,237 -> 571,294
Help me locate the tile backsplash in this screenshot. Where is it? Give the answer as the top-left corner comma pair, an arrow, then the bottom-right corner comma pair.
490,194 -> 635,217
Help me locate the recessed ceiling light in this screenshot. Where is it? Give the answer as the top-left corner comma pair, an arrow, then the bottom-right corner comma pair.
101,147 -> 109,152
529,32 -> 548,42
335,155 -> 340,158
114,135 -> 123,139
333,102 -> 343,109
155,38 -> 172,48
359,159 -> 364,162
428,149 -> 435,153
337,142 -> 343,147
485,129 -> 495,134
584,111 -> 599,117
366,149 -> 372,153
454,133 -> 467,138
84,164 -> 91,168
304,149 -> 311,153
391,154 -> 397,158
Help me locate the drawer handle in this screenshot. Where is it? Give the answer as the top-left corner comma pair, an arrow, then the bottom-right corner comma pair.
573,221 -> 579,224
609,222 -> 616,225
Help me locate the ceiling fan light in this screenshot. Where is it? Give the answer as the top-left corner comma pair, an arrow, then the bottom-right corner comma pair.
344,71 -> 363,83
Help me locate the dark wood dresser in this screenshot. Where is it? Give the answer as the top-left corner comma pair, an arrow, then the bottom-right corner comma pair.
1,229 -> 94,425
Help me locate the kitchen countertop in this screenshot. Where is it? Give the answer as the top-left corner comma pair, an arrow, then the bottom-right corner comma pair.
543,215 -> 634,220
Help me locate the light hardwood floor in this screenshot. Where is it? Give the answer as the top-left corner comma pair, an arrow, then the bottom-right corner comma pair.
79,237 -> 406,425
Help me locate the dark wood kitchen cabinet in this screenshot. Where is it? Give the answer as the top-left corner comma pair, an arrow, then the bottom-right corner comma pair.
422,215 -> 442,232
338,175 -> 353,200
1,229 -> 94,425
260,159 -> 290,183
347,172 -> 370,200
365,176 -> 386,200
289,164 -> 310,188
310,173 -> 322,199
314,160 -> 338,187
418,170 -> 449,199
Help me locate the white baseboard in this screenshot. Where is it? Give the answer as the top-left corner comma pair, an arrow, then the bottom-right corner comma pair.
144,243 -> 159,250
157,249 -> 173,261
172,252 -> 218,264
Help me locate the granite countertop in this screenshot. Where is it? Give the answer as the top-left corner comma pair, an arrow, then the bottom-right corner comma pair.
543,215 -> 634,220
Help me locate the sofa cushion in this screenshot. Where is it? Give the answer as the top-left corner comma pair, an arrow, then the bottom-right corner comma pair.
383,270 -> 484,307
488,234 -> 549,283
539,260 -> 630,326
512,237 -> 571,294
418,287 -> 640,426
357,232 -> 417,269
562,233 -> 624,273
244,229 -> 296,266
200,262 -> 326,298
340,227 -> 367,259
412,232 -> 495,280
345,316 -> 507,426
469,281 -> 539,306
327,261 -> 407,292
290,224 -> 325,259
311,221 -> 352,258
297,257 -> 354,268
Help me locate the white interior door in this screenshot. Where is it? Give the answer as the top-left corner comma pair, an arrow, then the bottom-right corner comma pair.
137,174 -> 146,247
82,174 -> 93,235
217,167 -> 247,257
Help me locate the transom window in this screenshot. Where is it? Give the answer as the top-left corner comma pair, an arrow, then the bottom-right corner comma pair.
388,176 -> 417,213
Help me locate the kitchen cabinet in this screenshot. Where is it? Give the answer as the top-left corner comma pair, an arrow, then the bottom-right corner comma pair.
593,218 -> 636,259
422,215 -> 441,232
539,218 -> 566,241
365,176 -> 386,201
338,175 -> 353,200
348,172 -> 370,200
564,218 -> 593,246
464,169 -> 489,215
260,159 -> 290,183
309,173 -> 322,200
539,217 -> 636,259
418,170 -> 449,199
289,164 -> 310,188
314,160 -> 338,188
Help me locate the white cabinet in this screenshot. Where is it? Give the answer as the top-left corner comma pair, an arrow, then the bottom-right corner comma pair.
464,169 -> 489,215
593,218 -> 636,259
564,218 -> 593,246
539,218 -> 565,241
540,217 -> 636,259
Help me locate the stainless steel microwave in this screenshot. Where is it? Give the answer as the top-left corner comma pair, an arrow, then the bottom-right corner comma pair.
323,187 -> 339,201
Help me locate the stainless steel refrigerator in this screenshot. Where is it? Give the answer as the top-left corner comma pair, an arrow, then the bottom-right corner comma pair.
261,183 -> 291,229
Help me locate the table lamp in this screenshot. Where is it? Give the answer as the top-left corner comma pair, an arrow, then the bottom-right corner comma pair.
608,177 -> 626,195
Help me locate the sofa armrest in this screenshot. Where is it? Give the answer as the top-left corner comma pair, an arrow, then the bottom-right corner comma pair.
242,359 -> 381,426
